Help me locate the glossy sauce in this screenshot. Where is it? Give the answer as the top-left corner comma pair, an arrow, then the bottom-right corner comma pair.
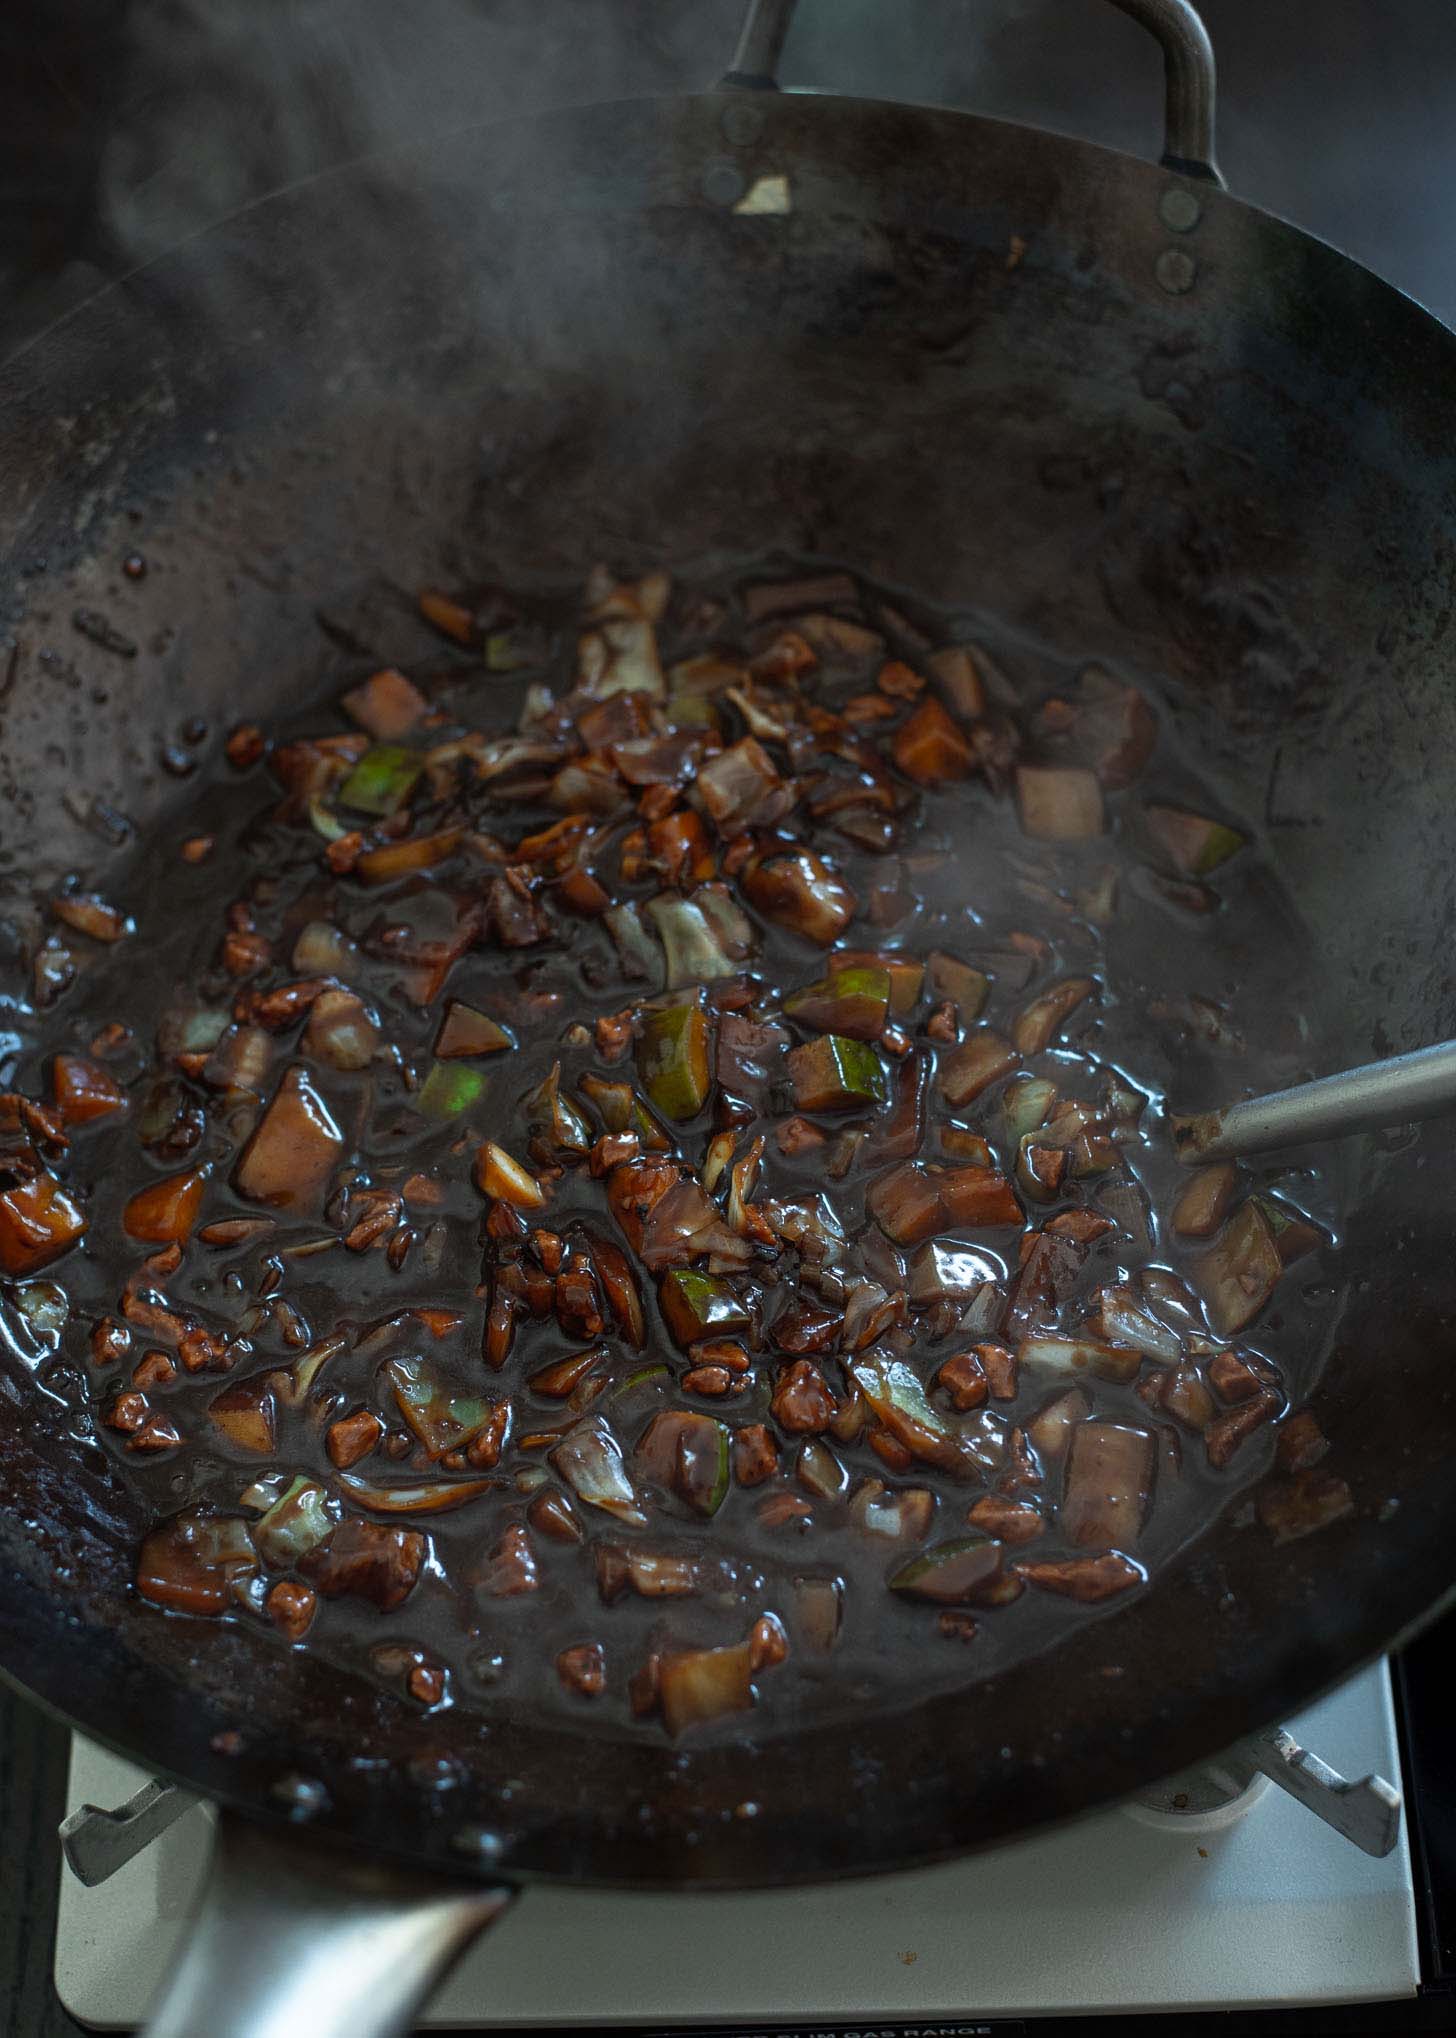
3,561 -> 1346,1738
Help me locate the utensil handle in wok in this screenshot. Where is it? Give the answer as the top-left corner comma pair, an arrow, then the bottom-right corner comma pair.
1172,1037 -> 1456,1163
724,0 -> 1221,184
145,1810 -> 513,2038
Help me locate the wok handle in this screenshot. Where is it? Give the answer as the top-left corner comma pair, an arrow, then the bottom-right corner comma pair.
144,1809 -> 513,2038
723,0 -> 1221,184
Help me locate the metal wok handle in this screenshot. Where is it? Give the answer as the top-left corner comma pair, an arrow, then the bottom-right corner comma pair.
145,1810 -> 513,2038
724,0 -> 1221,184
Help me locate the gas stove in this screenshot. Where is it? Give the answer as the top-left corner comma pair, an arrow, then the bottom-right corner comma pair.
53,1660 -> 1416,2031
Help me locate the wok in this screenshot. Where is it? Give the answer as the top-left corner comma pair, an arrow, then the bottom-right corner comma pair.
4,0 -> 1456,2028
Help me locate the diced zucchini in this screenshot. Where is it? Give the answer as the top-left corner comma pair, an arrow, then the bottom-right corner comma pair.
415,1061 -> 488,1118
889,1534 -> 1002,1604
787,1033 -> 886,1113
658,1269 -> 750,1347
638,1003 -> 713,1120
1144,803 -> 1246,876
337,744 -> 422,816
785,965 -> 892,1042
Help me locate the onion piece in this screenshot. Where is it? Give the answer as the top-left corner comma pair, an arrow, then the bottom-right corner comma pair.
246,1474 -> 338,1564
524,1062 -> 592,1156
645,896 -> 739,989
849,1478 -> 935,1541
303,988 -> 380,1071
1017,1335 -> 1142,1385
604,904 -> 659,980
335,1470 -> 496,1515
550,1417 -> 647,1526
850,1352 -> 977,1478
474,1141 -> 547,1209
1145,803 -> 1245,876
1094,1285 -> 1183,1363
1025,1386 -> 1092,1461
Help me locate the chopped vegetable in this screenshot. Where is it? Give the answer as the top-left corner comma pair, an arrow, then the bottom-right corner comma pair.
232,1066 -> 342,1211
123,1167 -> 209,1243
303,988 -> 380,1070
1015,765 -> 1104,841
0,1171 -> 87,1275
645,896 -> 741,988
1061,1422 -> 1154,1547
1012,978 -> 1096,1054
1017,1335 -> 1142,1385
850,1353 -> 976,1477
889,1535 -> 1002,1604
1195,1200 -> 1283,1337
834,950 -> 924,1016
136,1513 -> 257,1614
741,850 -> 856,946
938,1028 -> 1019,1107
785,964 -> 893,1041
51,1054 -> 126,1124
1145,804 -> 1246,875
638,1003 -> 713,1120
550,1417 -> 647,1526
659,1268 -> 751,1346
926,952 -> 990,1019
1015,1552 -> 1144,1601
208,1378 -> 278,1455
474,1141 -> 547,1208
341,668 -> 428,740
1171,1162 -> 1237,1238
636,1407 -> 732,1517
434,1001 -> 513,1057
892,698 -> 974,785
246,1474 -> 337,1567
787,1033 -> 886,1113
386,1356 -> 493,1459
337,744 -> 422,816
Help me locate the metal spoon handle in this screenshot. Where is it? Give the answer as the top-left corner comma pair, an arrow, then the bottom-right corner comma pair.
1172,1039 -> 1456,1162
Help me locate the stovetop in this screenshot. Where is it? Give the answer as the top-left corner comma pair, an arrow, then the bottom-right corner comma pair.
49,1662 -> 1419,2031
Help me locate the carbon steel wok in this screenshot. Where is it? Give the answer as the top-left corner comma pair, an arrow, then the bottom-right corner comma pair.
4,1 -> 1456,2030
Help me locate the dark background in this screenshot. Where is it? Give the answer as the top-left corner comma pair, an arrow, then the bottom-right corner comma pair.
3,2 -> 1456,2033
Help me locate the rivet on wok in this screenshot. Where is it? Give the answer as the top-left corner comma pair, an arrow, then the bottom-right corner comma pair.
721,101 -> 765,146
1159,186 -> 1202,233
1155,247 -> 1197,295
701,159 -> 748,207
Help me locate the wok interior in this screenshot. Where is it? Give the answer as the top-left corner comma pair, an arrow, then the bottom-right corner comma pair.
2,92 -> 1455,1885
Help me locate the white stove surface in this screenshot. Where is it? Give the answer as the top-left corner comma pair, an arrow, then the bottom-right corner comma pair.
55,1660 -> 1418,2029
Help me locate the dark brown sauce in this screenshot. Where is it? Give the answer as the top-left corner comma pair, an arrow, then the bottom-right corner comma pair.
4,558 -> 1345,1740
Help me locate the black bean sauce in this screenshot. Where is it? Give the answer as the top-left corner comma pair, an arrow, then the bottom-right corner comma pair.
2,561 -> 1349,1740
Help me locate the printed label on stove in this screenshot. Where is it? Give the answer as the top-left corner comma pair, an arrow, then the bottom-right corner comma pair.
642,2024 -> 1025,2038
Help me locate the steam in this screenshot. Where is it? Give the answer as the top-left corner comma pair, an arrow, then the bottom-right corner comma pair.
102,0 -> 748,267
